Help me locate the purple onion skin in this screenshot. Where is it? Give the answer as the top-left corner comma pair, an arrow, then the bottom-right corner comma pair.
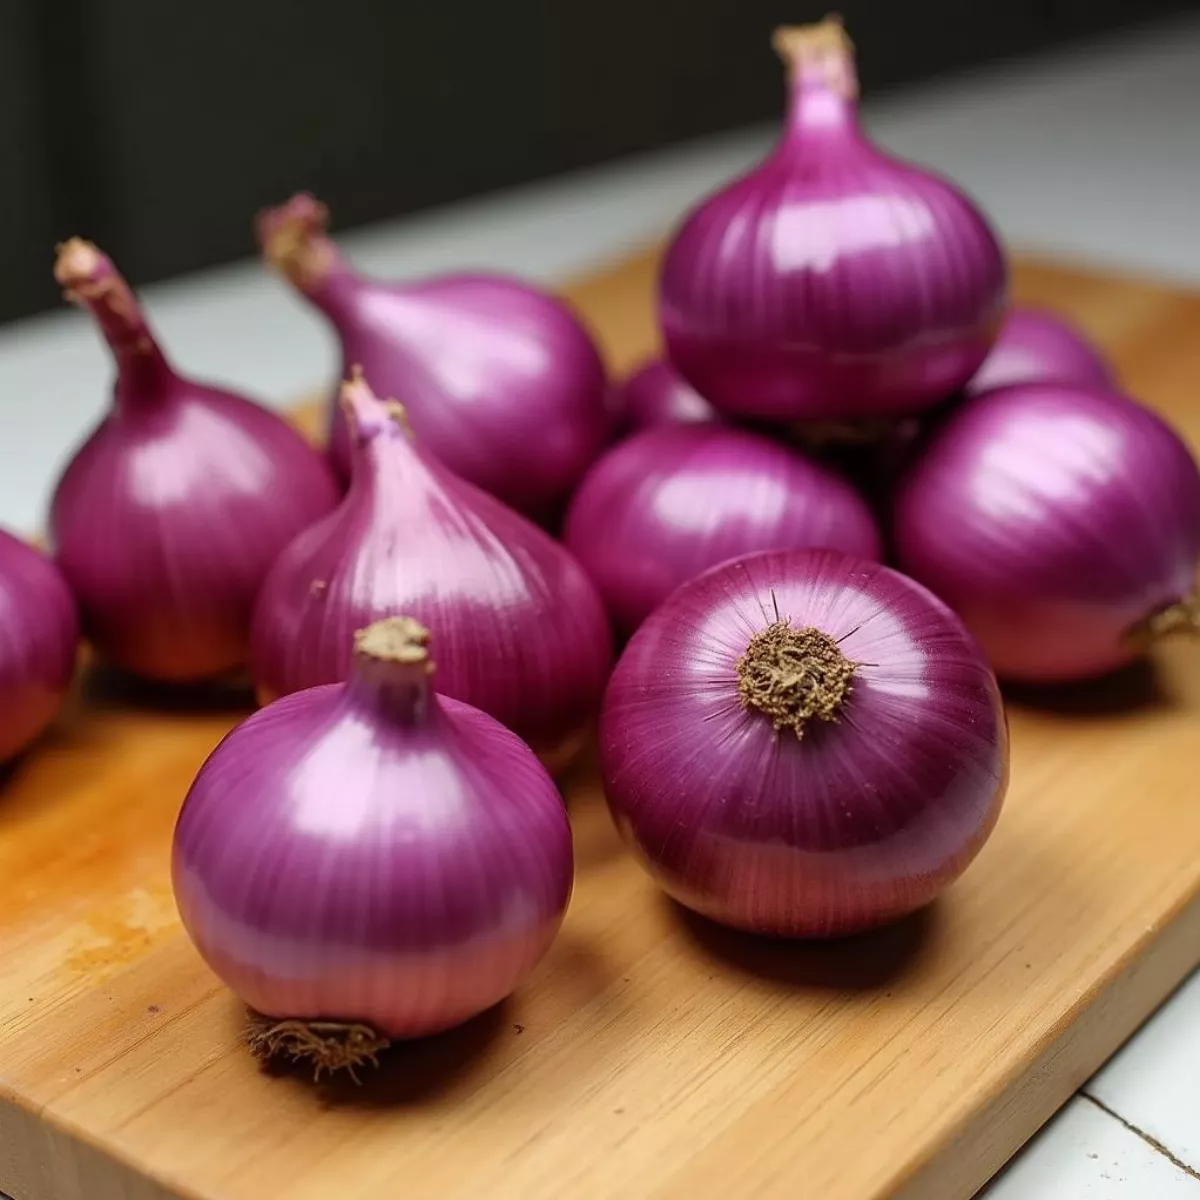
893,384 -> 1200,682
659,22 -> 1006,424
49,240 -> 340,683
564,424 -> 882,634
600,548 -> 1008,938
616,357 -> 717,430
251,376 -> 613,759
0,530 -> 79,760
967,308 -> 1115,396
258,195 -> 610,521
174,634 -> 572,1039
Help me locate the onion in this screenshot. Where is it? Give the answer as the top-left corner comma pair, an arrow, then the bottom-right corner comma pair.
967,307 -> 1115,395
564,424 -> 882,634
616,357 -> 716,430
174,616 -> 572,1075
893,383 -> 1200,682
257,194 -> 610,519
251,370 -> 612,764
49,239 -> 340,683
659,18 -> 1006,424
600,548 -> 1008,937
0,530 -> 79,761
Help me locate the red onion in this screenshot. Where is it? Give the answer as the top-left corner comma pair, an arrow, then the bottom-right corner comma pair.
174,617 -> 572,1074
257,194 -> 610,519
967,307 -> 1114,396
564,424 -> 881,633
893,383 -> 1200,682
600,548 -> 1008,937
659,18 -> 1006,424
0,530 -> 79,761
252,371 -> 612,764
49,239 -> 340,683
616,357 -> 716,430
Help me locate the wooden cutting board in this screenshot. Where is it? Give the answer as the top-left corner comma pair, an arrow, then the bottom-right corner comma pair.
4,248 -> 1200,1200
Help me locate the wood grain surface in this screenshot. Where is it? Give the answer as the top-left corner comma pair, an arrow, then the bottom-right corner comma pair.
4,249 -> 1200,1200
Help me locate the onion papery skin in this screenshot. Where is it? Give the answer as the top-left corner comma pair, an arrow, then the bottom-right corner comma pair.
599,548 -> 1008,937
659,20 -> 1006,424
564,424 -> 882,634
251,374 -> 613,760
966,307 -> 1114,396
0,530 -> 79,761
173,623 -> 573,1041
616,357 -> 717,430
258,194 -> 610,520
49,239 -> 340,683
893,384 -> 1200,682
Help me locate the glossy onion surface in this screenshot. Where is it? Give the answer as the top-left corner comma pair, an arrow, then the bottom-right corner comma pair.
259,194 -> 609,519
252,374 -> 612,759
49,239 -> 340,682
660,20 -> 1006,423
615,357 -> 717,430
564,424 -> 882,633
174,620 -> 573,1039
894,383 -> 1200,682
600,549 -> 1008,937
967,307 -> 1114,396
0,530 -> 79,760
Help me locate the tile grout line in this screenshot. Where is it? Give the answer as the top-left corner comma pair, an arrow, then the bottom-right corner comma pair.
1082,1091 -> 1200,1184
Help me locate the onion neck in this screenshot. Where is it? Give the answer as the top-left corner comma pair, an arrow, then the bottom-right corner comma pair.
55,238 -> 174,403
257,193 -> 358,314
773,19 -> 863,147
736,618 -> 856,739
346,617 -> 436,726
1129,595 -> 1200,646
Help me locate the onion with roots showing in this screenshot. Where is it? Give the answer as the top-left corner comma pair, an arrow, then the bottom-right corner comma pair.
600,549 -> 1008,938
49,238 -> 340,683
257,193 -> 610,520
173,617 -> 573,1078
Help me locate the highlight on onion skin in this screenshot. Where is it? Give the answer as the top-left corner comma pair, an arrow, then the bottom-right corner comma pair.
250,370 -> 612,764
564,424 -> 883,635
256,193 -> 610,520
893,383 -> 1200,682
173,617 -> 573,1077
659,18 -> 1007,424
966,307 -> 1115,396
0,530 -> 79,761
599,548 -> 1008,938
614,356 -> 717,431
49,238 -> 341,683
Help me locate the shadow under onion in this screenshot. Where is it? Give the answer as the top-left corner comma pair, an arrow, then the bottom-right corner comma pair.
1001,657 -> 1174,717
80,660 -> 257,716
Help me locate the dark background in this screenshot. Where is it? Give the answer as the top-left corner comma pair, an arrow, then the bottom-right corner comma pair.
1,0 -> 1192,324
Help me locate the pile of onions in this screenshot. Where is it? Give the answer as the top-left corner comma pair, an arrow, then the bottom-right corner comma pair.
0,531 -> 79,761
614,357 -> 716,430
257,194 -> 610,519
967,307 -> 1114,396
565,424 -> 881,633
251,370 -> 612,764
600,549 -> 1008,936
893,382 -> 1200,681
50,239 -> 340,682
659,18 -> 1006,426
174,616 -> 573,1075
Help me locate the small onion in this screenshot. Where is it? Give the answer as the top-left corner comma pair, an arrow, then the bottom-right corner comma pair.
174,617 -> 573,1075
257,194 -> 609,519
0,530 -> 79,761
659,18 -> 1006,424
616,357 -> 717,430
251,371 -> 612,764
600,549 -> 1008,937
967,307 -> 1115,396
49,239 -> 340,682
564,424 -> 882,633
893,383 -> 1200,682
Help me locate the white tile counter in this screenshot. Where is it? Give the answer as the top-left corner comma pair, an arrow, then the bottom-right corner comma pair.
3,12 -> 1200,1198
